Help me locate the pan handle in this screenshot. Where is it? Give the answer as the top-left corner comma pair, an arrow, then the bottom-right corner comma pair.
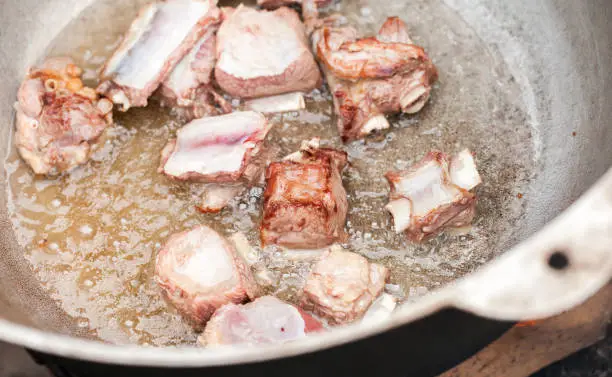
449,168 -> 612,320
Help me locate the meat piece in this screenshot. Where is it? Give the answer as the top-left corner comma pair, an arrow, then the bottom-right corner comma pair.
385,149 -> 482,242
300,248 -> 389,324
97,0 -> 221,111
261,139 -> 348,249
215,6 -> 321,99
257,0 -> 332,10
312,17 -> 438,142
159,18 -> 231,120
159,111 -> 271,182
14,57 -> 113,176
199,296 -> 323,347
245,92 -> 306,113
155,225 -> 259,326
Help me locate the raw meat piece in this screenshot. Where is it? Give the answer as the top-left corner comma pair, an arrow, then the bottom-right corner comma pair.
261,139 -> 348,249
199,296 -> 323,347
300,248 -> 389,324
385,149 -> 481,242
159,19 -> 231,120
14,57 -> 113,176
312,17 -> 438,141
155,225 -> 259,326
97,0 -> 221,111
158,111 -> 271,182
215,6 -> 321,99
245,92 -> 306,113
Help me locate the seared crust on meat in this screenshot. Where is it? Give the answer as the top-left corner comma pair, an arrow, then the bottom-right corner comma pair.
261,142 -> 348,249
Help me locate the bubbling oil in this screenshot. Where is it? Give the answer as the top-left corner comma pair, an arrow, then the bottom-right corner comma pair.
5,0 -> 535,345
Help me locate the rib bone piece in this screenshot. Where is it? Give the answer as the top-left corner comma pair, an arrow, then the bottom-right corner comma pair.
385,149 -> 482,242
97,0 -> 221,111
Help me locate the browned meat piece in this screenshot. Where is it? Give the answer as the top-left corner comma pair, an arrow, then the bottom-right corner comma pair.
257,0 -> 332,10
158,111 -> 271,183
312,17 -> 438,142
215,5 -> 321,99
155,225 -> 259,327
300,248 -> 389,324
199,296 -> 323,347
14,57 -> 113,176
158,17 -> 231,120
385,149 -> 482,242
97,0 -> 221,111
261,139 -> 348,249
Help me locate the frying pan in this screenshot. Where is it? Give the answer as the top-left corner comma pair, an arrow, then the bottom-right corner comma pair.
0,0 -> 611,376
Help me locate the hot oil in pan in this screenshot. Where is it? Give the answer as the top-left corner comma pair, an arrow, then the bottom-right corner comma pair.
4,0 -> 535,345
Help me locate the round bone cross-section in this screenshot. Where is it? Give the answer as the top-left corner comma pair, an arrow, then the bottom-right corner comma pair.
155,225 -> 259,327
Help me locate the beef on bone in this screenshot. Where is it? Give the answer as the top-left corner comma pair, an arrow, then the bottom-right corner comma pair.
199,296 -> 323,347
15,57 -> 113,176
158,20 -> 231,120
299,248 -> 389,325
97,0 -> 221,111
158,111 -> 271,183
261,139 -> 348,249
312,16 -> 438,141
385,149 -> 482,242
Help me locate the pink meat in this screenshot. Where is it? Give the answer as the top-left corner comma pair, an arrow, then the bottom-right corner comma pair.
261,140 -> 348,249
300,248 -> 389,325
155,225 -> 259,327
14,57 -> 113,176
199,296 -> 323,347
312,17 -> 438,142
214,5 -> 321,99
97,0 -> 221,111
158,19 -> 232,120
158,111 -> 271,182
385,149 -> 482,242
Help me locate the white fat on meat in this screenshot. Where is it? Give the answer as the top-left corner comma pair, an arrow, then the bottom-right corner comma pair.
245,92 -> 306,113
155,225 -> 258,326
385,149 -> 481,242
98,0 -> 220,110
311,16 -> 437,142
159,111 -> 270,182
217,7 -> 301,80
14,57 -> 113,176
199,296 -> 322,347
164,28 -> 217,102
299,249 -> 389,325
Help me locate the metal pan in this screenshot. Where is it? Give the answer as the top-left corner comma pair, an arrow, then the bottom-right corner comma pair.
0,0 -> 610,376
